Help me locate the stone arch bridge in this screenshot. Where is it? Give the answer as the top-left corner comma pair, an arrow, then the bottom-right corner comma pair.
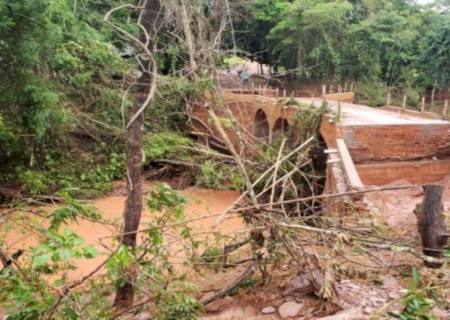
190,89 -> 450,205
189,91 -> 305,153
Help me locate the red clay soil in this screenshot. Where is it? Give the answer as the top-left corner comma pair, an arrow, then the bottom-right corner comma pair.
365,174 -> 450,237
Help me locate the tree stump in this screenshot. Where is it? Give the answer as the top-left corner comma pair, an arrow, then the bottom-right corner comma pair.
414,185 -> 449,268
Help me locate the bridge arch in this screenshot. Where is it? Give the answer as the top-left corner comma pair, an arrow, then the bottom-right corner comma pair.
254,109 -> 270,142
272,117 -> 290,141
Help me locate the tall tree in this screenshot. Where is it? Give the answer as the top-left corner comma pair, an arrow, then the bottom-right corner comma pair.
113,0 -> 161,309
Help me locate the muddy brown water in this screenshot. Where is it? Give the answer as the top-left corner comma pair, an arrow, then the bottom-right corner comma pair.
2,185 -> 244,281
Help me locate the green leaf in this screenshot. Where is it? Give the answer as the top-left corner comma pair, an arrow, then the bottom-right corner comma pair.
32,253 -> 51,267
83,246 -> 97,259
52,278 -> 65,287
57,248 -> 73,261
411,267 -> 421,289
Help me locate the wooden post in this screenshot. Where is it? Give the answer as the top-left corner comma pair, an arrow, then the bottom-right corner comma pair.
431,82 -> 437,106
337,101 -> 342,122
443,99 -> 448,118
344,82 -> 348,92
415,185 -> 448,268
329,83 -> 334,93
421,96 -> 426,112
322,84 -> 327,96
386,91 -> 391,106
283,89 -> 287,98
276,88 -> 279,97
402,94 -> 407,111
350,82 -> 354,92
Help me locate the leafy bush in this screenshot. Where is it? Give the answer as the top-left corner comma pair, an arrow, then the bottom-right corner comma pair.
355,81 -> 386,107
20,170 -> 50,196
405,87 -> 420,108
17,152 -> 125,198
156,281 -> 201,320
294,101 -> 330,141
222,55 -> 246,69
144,132 -> 193,163
197,161 -> 243,191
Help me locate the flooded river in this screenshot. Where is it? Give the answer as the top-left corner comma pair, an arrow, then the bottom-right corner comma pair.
2,184 -> 244,280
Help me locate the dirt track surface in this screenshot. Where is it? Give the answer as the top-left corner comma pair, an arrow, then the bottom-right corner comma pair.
297,97 -> 449,126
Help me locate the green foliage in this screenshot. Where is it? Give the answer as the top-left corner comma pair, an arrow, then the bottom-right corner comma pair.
355,81 -> 386,107
108,183 -> 201,319
197,161 -> 226,190
0,114 -> 10,140
0,227 -> 100,319
222,55 -> 246,69
418,15 -> 450,89
147,77 -> 195,131
144,132 -> 193,164
17,152 -> 125,198
232,0 -> 450,92
20,170 -> 49,196
156,281 -> 201,320
294,101 -> 330,140
0,0 -> 131,191
197,161 -> 244,191
0,182 -> 200,319
31,229 -> 97,271
444,248 -> 450,258
200,246 -> 223,271
107,245 -> 134,287
405,87 -> 421,108
76,152 -> 126,193
49,193 -> 102,230
389,267 -> 437,320
147,183 -> 187,216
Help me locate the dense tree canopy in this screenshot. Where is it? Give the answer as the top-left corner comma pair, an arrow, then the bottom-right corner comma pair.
0,0 -> 130,174
231,0 -> 450,92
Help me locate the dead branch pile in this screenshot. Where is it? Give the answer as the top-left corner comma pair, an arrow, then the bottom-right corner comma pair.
189,91 -> 449,314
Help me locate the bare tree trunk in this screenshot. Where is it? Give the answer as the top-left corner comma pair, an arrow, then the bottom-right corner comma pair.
114,0 -> 161,309
179,0 -> 198,77
415,185 -> 449,268
29,137 -> 35,167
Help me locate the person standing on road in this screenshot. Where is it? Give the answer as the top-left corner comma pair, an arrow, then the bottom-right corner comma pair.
240,65 -> 250,86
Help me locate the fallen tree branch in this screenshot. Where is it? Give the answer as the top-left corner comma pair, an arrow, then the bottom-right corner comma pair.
213,136 -> 315,228
200,257 -> 260,305
231,184 -> 414,213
